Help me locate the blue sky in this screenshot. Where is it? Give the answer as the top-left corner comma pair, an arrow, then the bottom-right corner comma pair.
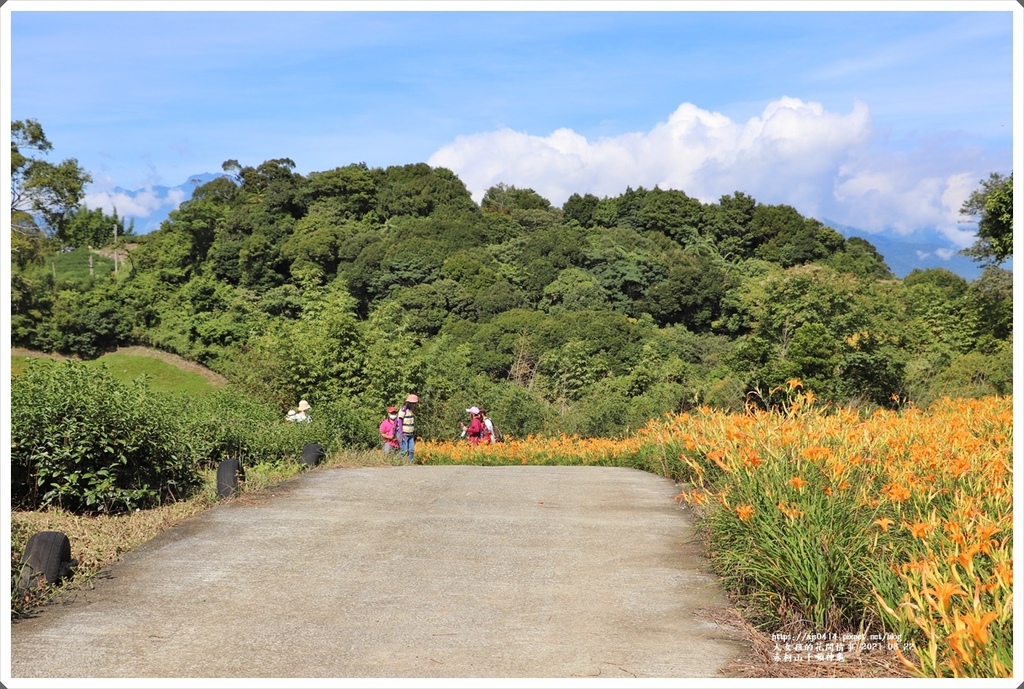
3,1 -> 1020,251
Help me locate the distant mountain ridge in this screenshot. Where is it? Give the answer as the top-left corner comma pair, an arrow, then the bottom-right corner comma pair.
847,233 -> 991,282
115,175 -> 999,281
821,218 -> 1005,281
116,173 -> 226,234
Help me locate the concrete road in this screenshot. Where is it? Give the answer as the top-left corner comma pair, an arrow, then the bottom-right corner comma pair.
8,465 -> 751,681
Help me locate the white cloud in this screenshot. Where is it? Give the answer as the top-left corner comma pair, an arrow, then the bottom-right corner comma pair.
430,97 -> 872,206
83,186 -> 184,219
834,167 -> 978,248
428,97 -> 989,248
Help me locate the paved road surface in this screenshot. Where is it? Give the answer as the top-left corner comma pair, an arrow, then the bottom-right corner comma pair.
8,465 -> 751,682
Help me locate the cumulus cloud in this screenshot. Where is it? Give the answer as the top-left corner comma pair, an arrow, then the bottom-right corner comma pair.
428,97 -> 986,248
83,186 -> 186,219
833,163 -> 978,248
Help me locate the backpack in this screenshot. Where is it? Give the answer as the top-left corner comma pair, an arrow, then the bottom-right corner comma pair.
489,420 -> 504,443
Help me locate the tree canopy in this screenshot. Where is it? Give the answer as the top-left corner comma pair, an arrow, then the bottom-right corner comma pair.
960,171 -> 1013,266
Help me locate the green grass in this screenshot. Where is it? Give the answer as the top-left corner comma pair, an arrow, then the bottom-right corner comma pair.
11,351 -> 221,396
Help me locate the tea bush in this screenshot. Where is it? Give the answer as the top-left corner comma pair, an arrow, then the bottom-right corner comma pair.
11,359 -> 382,515
164,391 -> 379,468
11,360 -> 202,513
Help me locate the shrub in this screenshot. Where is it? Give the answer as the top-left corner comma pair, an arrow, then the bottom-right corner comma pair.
164,389 -> 379,470
11,360 -> 203,513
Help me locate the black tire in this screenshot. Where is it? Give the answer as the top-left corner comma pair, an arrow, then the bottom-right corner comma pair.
301,443 -> 324,468
216,458 -> 242,499
18,531 -> 73,591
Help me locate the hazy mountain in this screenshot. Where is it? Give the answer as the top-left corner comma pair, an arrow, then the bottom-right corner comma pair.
821,219 -> 1005,281
850,234 -> 1000,282
115,173 -> 226,234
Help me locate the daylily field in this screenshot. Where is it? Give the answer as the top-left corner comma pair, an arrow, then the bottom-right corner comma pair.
418,385 -> 1015,678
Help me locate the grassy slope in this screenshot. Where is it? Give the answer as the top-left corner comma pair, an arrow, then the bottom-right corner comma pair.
10,347 -> 226,395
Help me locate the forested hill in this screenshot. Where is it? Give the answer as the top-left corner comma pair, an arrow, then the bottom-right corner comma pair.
11,159 -> 1013,440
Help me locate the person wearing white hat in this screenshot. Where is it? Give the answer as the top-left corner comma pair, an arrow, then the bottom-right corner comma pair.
460,406 -> 485,446
285,399 -> 312,423
397,394 -> 418,463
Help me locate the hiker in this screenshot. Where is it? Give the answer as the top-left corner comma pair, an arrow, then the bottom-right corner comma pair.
379,405 -> 400,455
397,394 -> 418,463
460,406 -> 485,446
480,408 -> 495,444
287,400 -> 312,423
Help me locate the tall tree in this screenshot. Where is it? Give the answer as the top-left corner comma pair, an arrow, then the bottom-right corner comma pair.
959,172 -> 1013,266
10,119 -> 92,239
60,205 -> 131,248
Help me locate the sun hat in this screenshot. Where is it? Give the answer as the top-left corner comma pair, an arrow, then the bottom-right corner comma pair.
406,394 -> 419,403
387,406 -> 397,413
466,406 -> 480,415
298,400 -> 311,411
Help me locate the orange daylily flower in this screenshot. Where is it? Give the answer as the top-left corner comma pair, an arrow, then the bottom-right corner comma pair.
735,504 -> 755,522
947,631 -> 972,667
777,501 -> 804,521
956,610 -> 999,645
740,448 -> 761,468
952,542 -> 982,570
873,518 -> 894,532
993,561 -> 1012,587
801,445 -> 829,461
906,521 -> 932,539
925,581 -> 966,611
883,483 -> 911,502
787,476 -> 808,491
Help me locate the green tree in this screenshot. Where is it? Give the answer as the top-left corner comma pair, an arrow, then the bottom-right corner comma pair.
223,157 -> 306,217
481,182 -> 552,214
962,266 -> 1013,345
11,119 -> 92,247
304,163 -> 377,220
641,254 -> 732,331
376,163 -> 477,219
562,192 -> 600,227
11,118 -> 92,264
826,237 -> 894,280
787,322 -> 840,392
751,205 -> 844,267
634,187 -> 703,247
541,267 -> 611,314
960,172 -> 1013,265
704,191 -> 757,259
60,205 -> 132,249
